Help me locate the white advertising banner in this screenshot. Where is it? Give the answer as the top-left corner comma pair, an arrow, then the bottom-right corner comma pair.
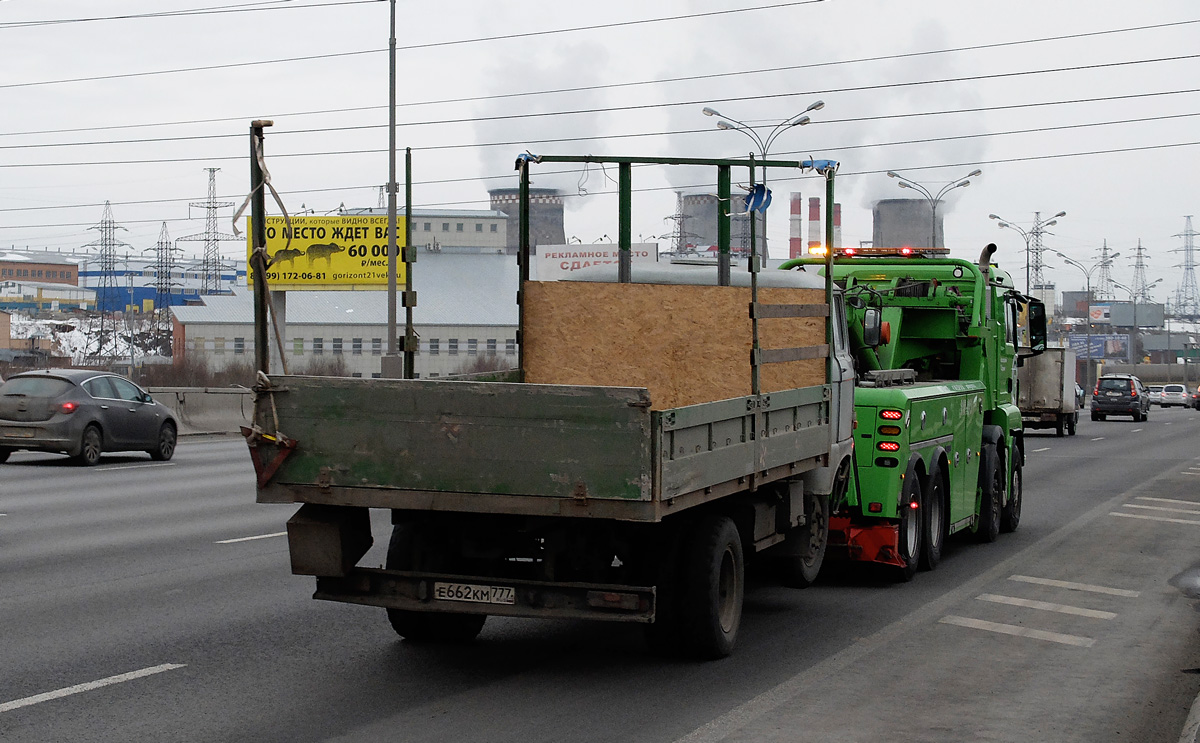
535,243 -> 659,281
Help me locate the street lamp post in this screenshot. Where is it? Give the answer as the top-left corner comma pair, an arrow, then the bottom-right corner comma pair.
988,211 -> 1066,294
1111,278 -> 1162,366
1055,250 -> 1120,391
703,101 -> 824,260
886,169 -> 982,250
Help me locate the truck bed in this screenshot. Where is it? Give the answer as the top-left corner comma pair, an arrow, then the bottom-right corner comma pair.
250,375 -> 831,522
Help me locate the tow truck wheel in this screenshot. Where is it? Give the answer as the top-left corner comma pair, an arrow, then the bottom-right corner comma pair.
920,462 -> 946,571
1001,446 -> 1023,533
894,461 -> 923,582
680,515 -> 744,659
384,523 -> 486,643
974,445 -> 1003,544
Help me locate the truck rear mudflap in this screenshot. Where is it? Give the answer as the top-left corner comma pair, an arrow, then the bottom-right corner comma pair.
313,568 -> 656,624
827,515 -> 906,568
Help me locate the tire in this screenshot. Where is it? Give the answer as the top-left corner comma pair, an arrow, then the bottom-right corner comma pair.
974,445 -> 1002,544
1090,411 -> 1098,421
149,421 -> 177,461
1001,446 -> 1022,533
1066,413 -> 1077,436
1055,416 -> 1065,437
384,523 -> 486,643
920,461 -> 947,571
1097,413 -> 1106,421
643,528 -> 685,657
776,493 -> 830,589
1133,409 -> 1143,422
1142,407 -> 1149,421
74,425 -> 103,466
680,515 -> 744,659
894,460 -> 923,582
0,448 -> 10,464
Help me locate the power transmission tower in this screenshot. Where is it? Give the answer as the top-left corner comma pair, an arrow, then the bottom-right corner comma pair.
1173,215 -> 1200,320
1130,239 -> 1154,303
82,201 -> 131,360
145,222 -> 181,352
1029,211 -> 1049,286
661,191 -> 701,254
177,168 -> 237,295
1093,239 -> 1116,300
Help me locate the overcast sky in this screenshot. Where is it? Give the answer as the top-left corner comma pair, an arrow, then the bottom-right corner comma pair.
1,0 -> 1197,305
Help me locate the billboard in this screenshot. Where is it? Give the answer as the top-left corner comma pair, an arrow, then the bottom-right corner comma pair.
246,216 -> 407,290
1088,304 -> 1111,324
1067,333 -> 1130,361
534,244 -> 658,281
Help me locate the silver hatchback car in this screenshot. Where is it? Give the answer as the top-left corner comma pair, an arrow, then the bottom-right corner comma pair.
1161,383 -> 1189,408
0,369 -> 177,465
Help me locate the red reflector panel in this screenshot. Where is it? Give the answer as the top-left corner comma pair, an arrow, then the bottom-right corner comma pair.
877,441 -> 900,452
880,409 -> 903,420
868,502 -> 883,513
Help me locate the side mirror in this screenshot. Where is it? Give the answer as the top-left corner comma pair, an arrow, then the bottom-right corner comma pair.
862,307 -> 882,347
1023,299 -> 1047,356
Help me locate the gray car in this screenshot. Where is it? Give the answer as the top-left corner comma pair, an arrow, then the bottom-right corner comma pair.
1090,374 -> 1151,422
0,369 -> 177,465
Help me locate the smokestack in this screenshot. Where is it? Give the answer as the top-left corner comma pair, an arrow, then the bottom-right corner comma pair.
789,192 -> 804,258
833,203 -> 842,249
807,197 -> 821,253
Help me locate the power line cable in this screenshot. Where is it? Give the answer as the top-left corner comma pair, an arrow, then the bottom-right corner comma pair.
0,1 -> 824,90
0,1 -> 377,29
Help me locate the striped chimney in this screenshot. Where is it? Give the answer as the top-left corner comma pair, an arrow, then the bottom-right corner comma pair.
789,192 -> 804,258
833,203 -> 842,249
807,197 -> 821,253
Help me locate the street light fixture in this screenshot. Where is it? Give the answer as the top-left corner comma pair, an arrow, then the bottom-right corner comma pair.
1111,278 -> 1162,366
989,211 -> 1066,294
1054,250 -> 1120,390
886,169 -> 982,250
702,100 -> 825,259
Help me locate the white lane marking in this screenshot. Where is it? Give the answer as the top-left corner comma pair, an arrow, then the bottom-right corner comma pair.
1032,447 -> 1051,453
1111,511 -> 1200,526
976,593 -> 1116,620
1009,575 -> 1140,597
1137,496 -> 1200,506
939,615 -> 1095,647
1091,437 -> 1105,441
1131,428 -> 1143,432
216,531 -> 287,544
97,462 -> 177,472
1166,422 -> 1173,426
0,664 -> 186,714
1123,503 -> 1200,516
1183,472 -> 1200,477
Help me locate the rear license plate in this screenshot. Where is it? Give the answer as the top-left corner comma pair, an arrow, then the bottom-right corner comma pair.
1106,392 -> 1120,397
433,582 -> 516,605
1,427 -> 34,438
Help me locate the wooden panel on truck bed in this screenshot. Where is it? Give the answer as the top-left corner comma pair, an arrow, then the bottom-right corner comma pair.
523,281 -> 825,410
265,377 -> 653,501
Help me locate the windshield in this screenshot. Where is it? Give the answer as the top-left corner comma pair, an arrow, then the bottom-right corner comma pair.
0,377 -> 73,397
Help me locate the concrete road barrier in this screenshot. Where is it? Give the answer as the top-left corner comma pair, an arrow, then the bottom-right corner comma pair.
147,387 -> 252,435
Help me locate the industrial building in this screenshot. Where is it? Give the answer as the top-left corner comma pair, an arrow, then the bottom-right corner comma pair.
170,250 -> 519,378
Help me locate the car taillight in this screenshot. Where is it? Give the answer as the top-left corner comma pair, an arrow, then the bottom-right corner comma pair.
1093,385 -> 1099,395
59,401 -> 79,413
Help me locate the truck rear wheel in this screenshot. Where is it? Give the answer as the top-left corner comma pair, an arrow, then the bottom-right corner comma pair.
1066,413 -> 1077,436
975,446 -> 1003,544
920,462 -> 946,571
1055,416 -> 1065,437
384,523 -> 487,643
680,515 -> 744,659
894,461 -> 923,582
1001,446 -> 1023,533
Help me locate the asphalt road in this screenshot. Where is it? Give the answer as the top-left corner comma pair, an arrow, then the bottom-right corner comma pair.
2,407 -> 1199,743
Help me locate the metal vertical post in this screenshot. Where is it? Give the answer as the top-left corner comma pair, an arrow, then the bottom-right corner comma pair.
717,165 -> 731,286
618,162 -> 632,284
748,155 -> 760,396
825,168 -> 835,389
517,159 -> 531,381
404,147 -> 415,379
250,121 -> 272,375
386,0 -> 398,358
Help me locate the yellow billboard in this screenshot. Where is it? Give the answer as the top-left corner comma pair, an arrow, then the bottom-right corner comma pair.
246,215 -> 407,290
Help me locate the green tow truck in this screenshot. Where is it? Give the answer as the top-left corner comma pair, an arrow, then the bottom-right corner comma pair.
783,243 -> 1046,579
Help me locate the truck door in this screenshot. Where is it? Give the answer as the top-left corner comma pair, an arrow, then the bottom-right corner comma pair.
831,295 -> 855,444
